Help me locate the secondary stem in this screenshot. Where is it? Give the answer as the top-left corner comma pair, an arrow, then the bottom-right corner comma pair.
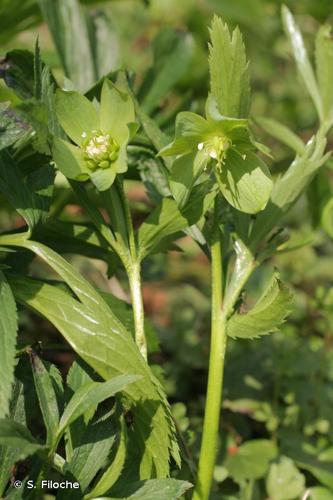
193,213 -> 227,500
119,180 -> 147,359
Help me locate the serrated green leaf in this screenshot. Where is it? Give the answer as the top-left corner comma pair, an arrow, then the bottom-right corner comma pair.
87,419 -> 127,499
0,102 -> 29,151
208,15 -> 250,118
266,457 -> 305,500
316,25 -> 333,126
2,234 -> 179,479
28,351 -> 60,446
0,419 -> 47,461
0,49 -> 35,99
224,440 -> 277,483
0,150 -> 54,232
57,375 -> 139,439
0,272 -> 18,419
216,150 -> 273,214
0,379 -> 26,496
108,478 -> 192,500
255,116 -> 305,155
61,416 -> 116,496
282,6 -> 323,120
227,274 -> 293,339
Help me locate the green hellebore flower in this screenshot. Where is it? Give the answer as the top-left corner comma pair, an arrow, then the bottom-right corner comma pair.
159,100 -> 273,214
52,79 -> 136,191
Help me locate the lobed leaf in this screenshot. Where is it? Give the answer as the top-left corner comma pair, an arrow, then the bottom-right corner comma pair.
266,457 -> 305,500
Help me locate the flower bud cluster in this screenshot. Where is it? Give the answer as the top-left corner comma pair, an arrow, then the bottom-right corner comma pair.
82,130 -> 119,171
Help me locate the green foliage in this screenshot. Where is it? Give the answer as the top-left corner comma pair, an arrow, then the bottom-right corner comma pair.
208,15 -> 250,118
227,274 -> 293,340
0,2 -> 333,499
266,457 -> 305,500
0,272 -> 17,419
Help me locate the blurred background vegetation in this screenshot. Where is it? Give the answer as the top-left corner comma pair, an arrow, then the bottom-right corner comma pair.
1,0 -> 333,498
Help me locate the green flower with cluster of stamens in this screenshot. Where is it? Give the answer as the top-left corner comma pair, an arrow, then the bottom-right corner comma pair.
159,101 -> 273,214
82,130 -> 120,171
52,77 -> 136,191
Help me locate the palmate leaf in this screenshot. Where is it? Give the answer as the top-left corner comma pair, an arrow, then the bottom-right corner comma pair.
208,15 -> 250,118
0,272 -> 18,419
4,238 -> 179,478
227,274 -> 293,340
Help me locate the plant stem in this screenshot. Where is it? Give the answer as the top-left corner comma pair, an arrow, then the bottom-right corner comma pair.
193,212 -> 226,500
115,178 -> 148,360
128,260 -> 147,360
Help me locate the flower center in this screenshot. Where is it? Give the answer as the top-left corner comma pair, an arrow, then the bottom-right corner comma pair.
82,131 -> 119,170
198,135 -> 231,170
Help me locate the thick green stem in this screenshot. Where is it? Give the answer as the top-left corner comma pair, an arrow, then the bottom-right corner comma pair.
193,222 -> 226,500
128,261 -> 147,360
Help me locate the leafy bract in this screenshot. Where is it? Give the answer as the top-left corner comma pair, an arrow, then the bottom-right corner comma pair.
217,150 -> 273,214
282,6 -> 323,121
227,273 -> 292,339
208,15 -> 250,118
3,237 -> 179,478
0,272 -> 18,419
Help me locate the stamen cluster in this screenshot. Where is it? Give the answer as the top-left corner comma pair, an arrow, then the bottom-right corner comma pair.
198,135 -> 231,170
82,130 -> 119,171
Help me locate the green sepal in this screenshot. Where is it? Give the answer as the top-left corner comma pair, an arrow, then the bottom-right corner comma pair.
216,150 -> 273,214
